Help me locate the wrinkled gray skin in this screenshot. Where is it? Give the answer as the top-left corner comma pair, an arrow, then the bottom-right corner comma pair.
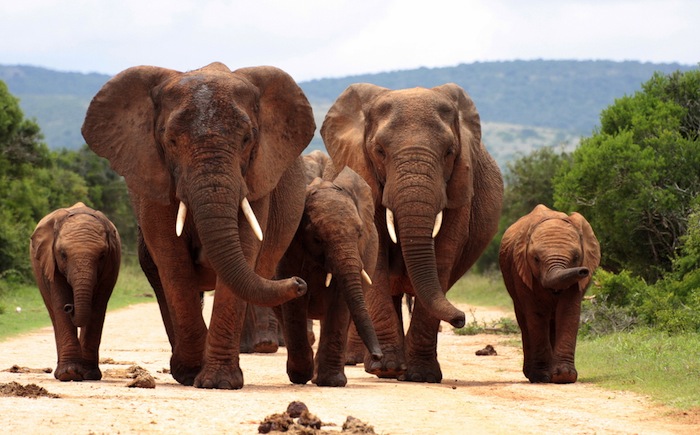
322,83 -> 503,383
499,204 -> 601,383
275,153 -> 381,387
82,62 -> 315,389
30,202 -> 121,381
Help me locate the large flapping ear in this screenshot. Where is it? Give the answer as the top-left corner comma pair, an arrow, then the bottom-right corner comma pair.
82,66 -> 177,205
302,150 -> 334,183
93,209 -> 122,259
234,66 -> 316,201
321,83 -> 389,207
432,83 -> 483,209
30,206 -> 74,281
568,212 -> 601,291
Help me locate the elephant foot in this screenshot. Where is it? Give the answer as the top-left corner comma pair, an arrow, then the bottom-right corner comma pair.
170,355 -> 201,386
193,362 -> 244,390
54,362 -> 85,382
287,356 -> 314,385
398,359 -> 442,383
551,365 -> 578,384
81,366 -> 102,381
313,370 -> 347,387
253,340 -> 279,354
526,370 -> 552,383
364,347 -> 406,379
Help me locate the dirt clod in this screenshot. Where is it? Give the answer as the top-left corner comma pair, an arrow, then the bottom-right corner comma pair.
0,381 -> 60,398
475,344 -> 498,356
2,364 -> 52,374
258,412 -> 294,433
105,365 -> 156,388
342,416 -> 375,433
286,401 -> 309,418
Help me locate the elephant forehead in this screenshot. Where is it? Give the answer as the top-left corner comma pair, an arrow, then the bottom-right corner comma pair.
530,219 -> 580,245
58,216 -> 106,244
306,191 -> 361,230
373,88 -> 455,121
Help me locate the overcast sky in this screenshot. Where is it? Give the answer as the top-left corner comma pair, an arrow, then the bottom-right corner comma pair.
1,0 -> 698,82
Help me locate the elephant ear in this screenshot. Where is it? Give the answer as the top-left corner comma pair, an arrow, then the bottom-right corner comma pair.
30,205 -> 76,281
82,66 -> 178,205
234,66 -> 316,201
93,209 -> 122,259
568,212 -> 601,291
321,83 -> 390,206
432,83 -> 483,209
333,166 -> 379,273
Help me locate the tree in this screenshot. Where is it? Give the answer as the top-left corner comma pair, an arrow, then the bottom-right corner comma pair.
554,69 -> 700,282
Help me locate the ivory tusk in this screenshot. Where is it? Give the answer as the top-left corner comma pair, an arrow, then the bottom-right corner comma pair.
432,211 -> 443,238
386,208 -> 398,244
176,201 -> 187,237
325,272 -> 332,287
241,197 -> 264,241
361,269 -> 373,286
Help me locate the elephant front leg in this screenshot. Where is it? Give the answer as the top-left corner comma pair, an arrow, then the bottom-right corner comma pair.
400,300 -> 442,383
281,298 -> 314,385
52,313 -> 85,381
363,275 -> 406,378
313,296 -> 351,387
194,287 -> 245,389
345,322 -> 365,365
550,296 -> 583,384
523,310 -> 554,383
240,305 -> 280,354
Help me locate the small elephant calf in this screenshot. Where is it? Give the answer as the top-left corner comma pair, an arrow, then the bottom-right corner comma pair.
30,202 -> 121,381
276,157 -> 382,387
499,204 -> 600,384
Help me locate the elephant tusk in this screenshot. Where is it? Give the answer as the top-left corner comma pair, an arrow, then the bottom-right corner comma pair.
432,211 -> 443,238
176,201 -> 187,237
325,272 -> 332,287
361,269 -> 373,286
386,208 -> 398,244
241,197 -> 264,242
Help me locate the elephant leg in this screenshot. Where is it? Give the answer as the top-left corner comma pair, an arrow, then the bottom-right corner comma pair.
313,294 -> 350,387
240,305 -> 279,354
194,286 -> 245,389
400,299 -> 442,383
524,307 -> 554,383
550,295 -> 582,383
77,288 -> 112,381
138,229 -> 175,349
52,312 -> 85,381
281,297 -> 314,385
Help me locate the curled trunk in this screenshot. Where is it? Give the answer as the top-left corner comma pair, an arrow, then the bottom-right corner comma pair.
188,177 -> 306,307
542,267 -> 590,291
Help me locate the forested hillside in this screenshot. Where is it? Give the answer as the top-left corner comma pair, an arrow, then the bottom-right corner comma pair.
0,60 -> 695,167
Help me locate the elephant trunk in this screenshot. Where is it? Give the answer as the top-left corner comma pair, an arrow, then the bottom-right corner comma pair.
67,261 -> 97,328
334,257 -> 382,361
393,203 -> 465,328
188,174 -> 306,307
542,266 -> 590,292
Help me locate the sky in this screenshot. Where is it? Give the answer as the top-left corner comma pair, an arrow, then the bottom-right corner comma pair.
1,0 -> 698,82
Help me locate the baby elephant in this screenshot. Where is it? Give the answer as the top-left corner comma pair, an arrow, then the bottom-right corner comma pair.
276,161 -> 382,387
499,204 -> 600,384
30,202 -> 121,381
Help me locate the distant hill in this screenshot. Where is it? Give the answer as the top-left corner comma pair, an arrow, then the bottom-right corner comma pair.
1,60 -> 696,168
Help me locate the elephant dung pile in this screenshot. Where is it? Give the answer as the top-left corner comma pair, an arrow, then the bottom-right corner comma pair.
257,401 -> 375,434
0,381 -> 60,398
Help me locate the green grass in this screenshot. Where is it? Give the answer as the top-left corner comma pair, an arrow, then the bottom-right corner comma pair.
0,262 -> 155,341
577,328 -> 700,410
448,270 -> 513,310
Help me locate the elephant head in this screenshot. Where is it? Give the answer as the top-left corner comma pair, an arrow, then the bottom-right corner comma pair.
321,83 -> 489,328
30,202 -> 121,327
303,166 -> 381,359
507,204 -> 601,293
82,63 -> 315,306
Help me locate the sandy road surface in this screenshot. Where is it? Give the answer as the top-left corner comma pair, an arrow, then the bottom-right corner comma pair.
0,297 -> 697,434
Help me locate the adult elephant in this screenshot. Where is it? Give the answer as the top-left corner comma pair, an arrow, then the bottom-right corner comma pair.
499,204 -> 600,383
82,62 -> 315,389
321,83 -> 503,382
30,202 -> 121,381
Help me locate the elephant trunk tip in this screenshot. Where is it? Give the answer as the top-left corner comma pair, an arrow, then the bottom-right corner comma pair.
63,304 -> 74,314
370,351 -> 383,362
449,311 -> 466,329
578,268 -> 590,277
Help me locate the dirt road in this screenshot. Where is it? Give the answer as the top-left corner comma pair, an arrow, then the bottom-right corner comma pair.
0,297 -> 697,434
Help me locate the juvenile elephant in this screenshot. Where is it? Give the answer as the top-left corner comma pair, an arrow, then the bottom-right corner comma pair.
276,155 -> 382,387
82,62 -> 315,389
499,204 -> 601,383
321,83 -> 503,382
30,202 -> 121,381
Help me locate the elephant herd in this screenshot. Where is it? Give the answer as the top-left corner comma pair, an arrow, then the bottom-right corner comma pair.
29,62 -> 600,389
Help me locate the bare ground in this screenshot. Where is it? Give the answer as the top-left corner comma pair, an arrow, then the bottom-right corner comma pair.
0,296 -> 698,435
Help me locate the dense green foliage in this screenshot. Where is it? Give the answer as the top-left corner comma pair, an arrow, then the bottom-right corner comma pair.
1,60 -> 694,151
0,80 -> 133,291
555,69 -> 700,282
